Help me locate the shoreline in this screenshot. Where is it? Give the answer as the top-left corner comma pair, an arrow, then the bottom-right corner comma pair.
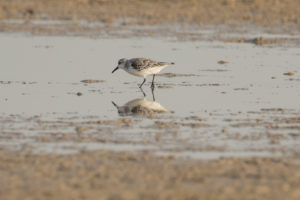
1,0 -> 300,29
1,149 -> 300,200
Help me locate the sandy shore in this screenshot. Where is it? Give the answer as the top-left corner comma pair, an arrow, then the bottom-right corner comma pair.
1,0 -> 300,35
1,150 -> 300,200
1,0 -> 300,47
1,0 -> 299,28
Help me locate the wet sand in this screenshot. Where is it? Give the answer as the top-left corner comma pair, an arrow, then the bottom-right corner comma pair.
1,0 -> 300,28
1,150 -> 300,200
1,0 -> 300,42
1,1 -> 300,199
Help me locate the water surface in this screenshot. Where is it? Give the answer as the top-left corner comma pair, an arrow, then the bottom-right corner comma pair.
0,33 -> 299,159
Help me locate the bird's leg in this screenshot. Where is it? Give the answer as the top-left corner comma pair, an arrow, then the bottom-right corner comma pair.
151,87 -> 156,101
139,87 -> 146,97
139,78 -> 146,88
150,74 -> 156,89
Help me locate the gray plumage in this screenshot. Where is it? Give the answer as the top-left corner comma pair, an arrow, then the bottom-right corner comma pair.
125,58 -> 174,71
112,57 -> 175,88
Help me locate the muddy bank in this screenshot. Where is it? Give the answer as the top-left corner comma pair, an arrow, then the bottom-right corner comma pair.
1,0 -> 300,45
0,149 -> 299,200
1,0 -> 300,29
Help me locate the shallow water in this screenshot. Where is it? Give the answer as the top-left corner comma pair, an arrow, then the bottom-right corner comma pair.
0,33 -> 300,159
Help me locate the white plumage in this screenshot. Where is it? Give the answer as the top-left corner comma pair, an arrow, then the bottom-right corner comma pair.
112,58 -> 175,88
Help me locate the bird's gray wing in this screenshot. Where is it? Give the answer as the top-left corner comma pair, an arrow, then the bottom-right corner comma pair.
129,58 -> 160,71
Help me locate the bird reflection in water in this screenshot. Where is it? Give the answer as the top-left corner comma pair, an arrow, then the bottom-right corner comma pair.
112,88 -> 171,117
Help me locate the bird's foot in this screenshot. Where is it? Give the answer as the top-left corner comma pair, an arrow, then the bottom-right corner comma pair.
150,83 -> 155,89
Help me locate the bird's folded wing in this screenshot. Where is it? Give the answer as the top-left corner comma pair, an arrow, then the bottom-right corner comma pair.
130,58 -> 159,70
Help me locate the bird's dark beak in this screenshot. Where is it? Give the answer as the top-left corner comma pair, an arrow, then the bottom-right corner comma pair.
112,67 -> 119,73
112,101 -> 119,108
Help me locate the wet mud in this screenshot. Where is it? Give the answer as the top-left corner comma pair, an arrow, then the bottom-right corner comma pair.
1,150 -> 300,200
1,0 -> 300,29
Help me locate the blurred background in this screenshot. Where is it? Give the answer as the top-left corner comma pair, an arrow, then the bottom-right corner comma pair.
1,0 -> 299,30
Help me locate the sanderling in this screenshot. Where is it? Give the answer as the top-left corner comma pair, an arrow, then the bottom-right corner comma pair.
112,58 -> 175,88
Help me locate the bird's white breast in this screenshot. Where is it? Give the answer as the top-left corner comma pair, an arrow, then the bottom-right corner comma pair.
125,66 -> 167,78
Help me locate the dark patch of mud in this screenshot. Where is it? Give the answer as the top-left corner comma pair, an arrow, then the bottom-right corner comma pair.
158,73 -> 200,78
200,69 -> 229,72
226,36 -> 300,46
283,72 -> 295,76
0,81 -> 37,84
218,60 -> 229,64
81,80 -> 106,84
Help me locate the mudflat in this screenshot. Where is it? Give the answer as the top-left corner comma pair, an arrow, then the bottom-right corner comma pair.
1,1 -> 300,200
1,150 -> 300,200
1,0 -> 300,28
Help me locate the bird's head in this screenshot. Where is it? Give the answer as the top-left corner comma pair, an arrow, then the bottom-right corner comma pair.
112,58 -> 127,73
